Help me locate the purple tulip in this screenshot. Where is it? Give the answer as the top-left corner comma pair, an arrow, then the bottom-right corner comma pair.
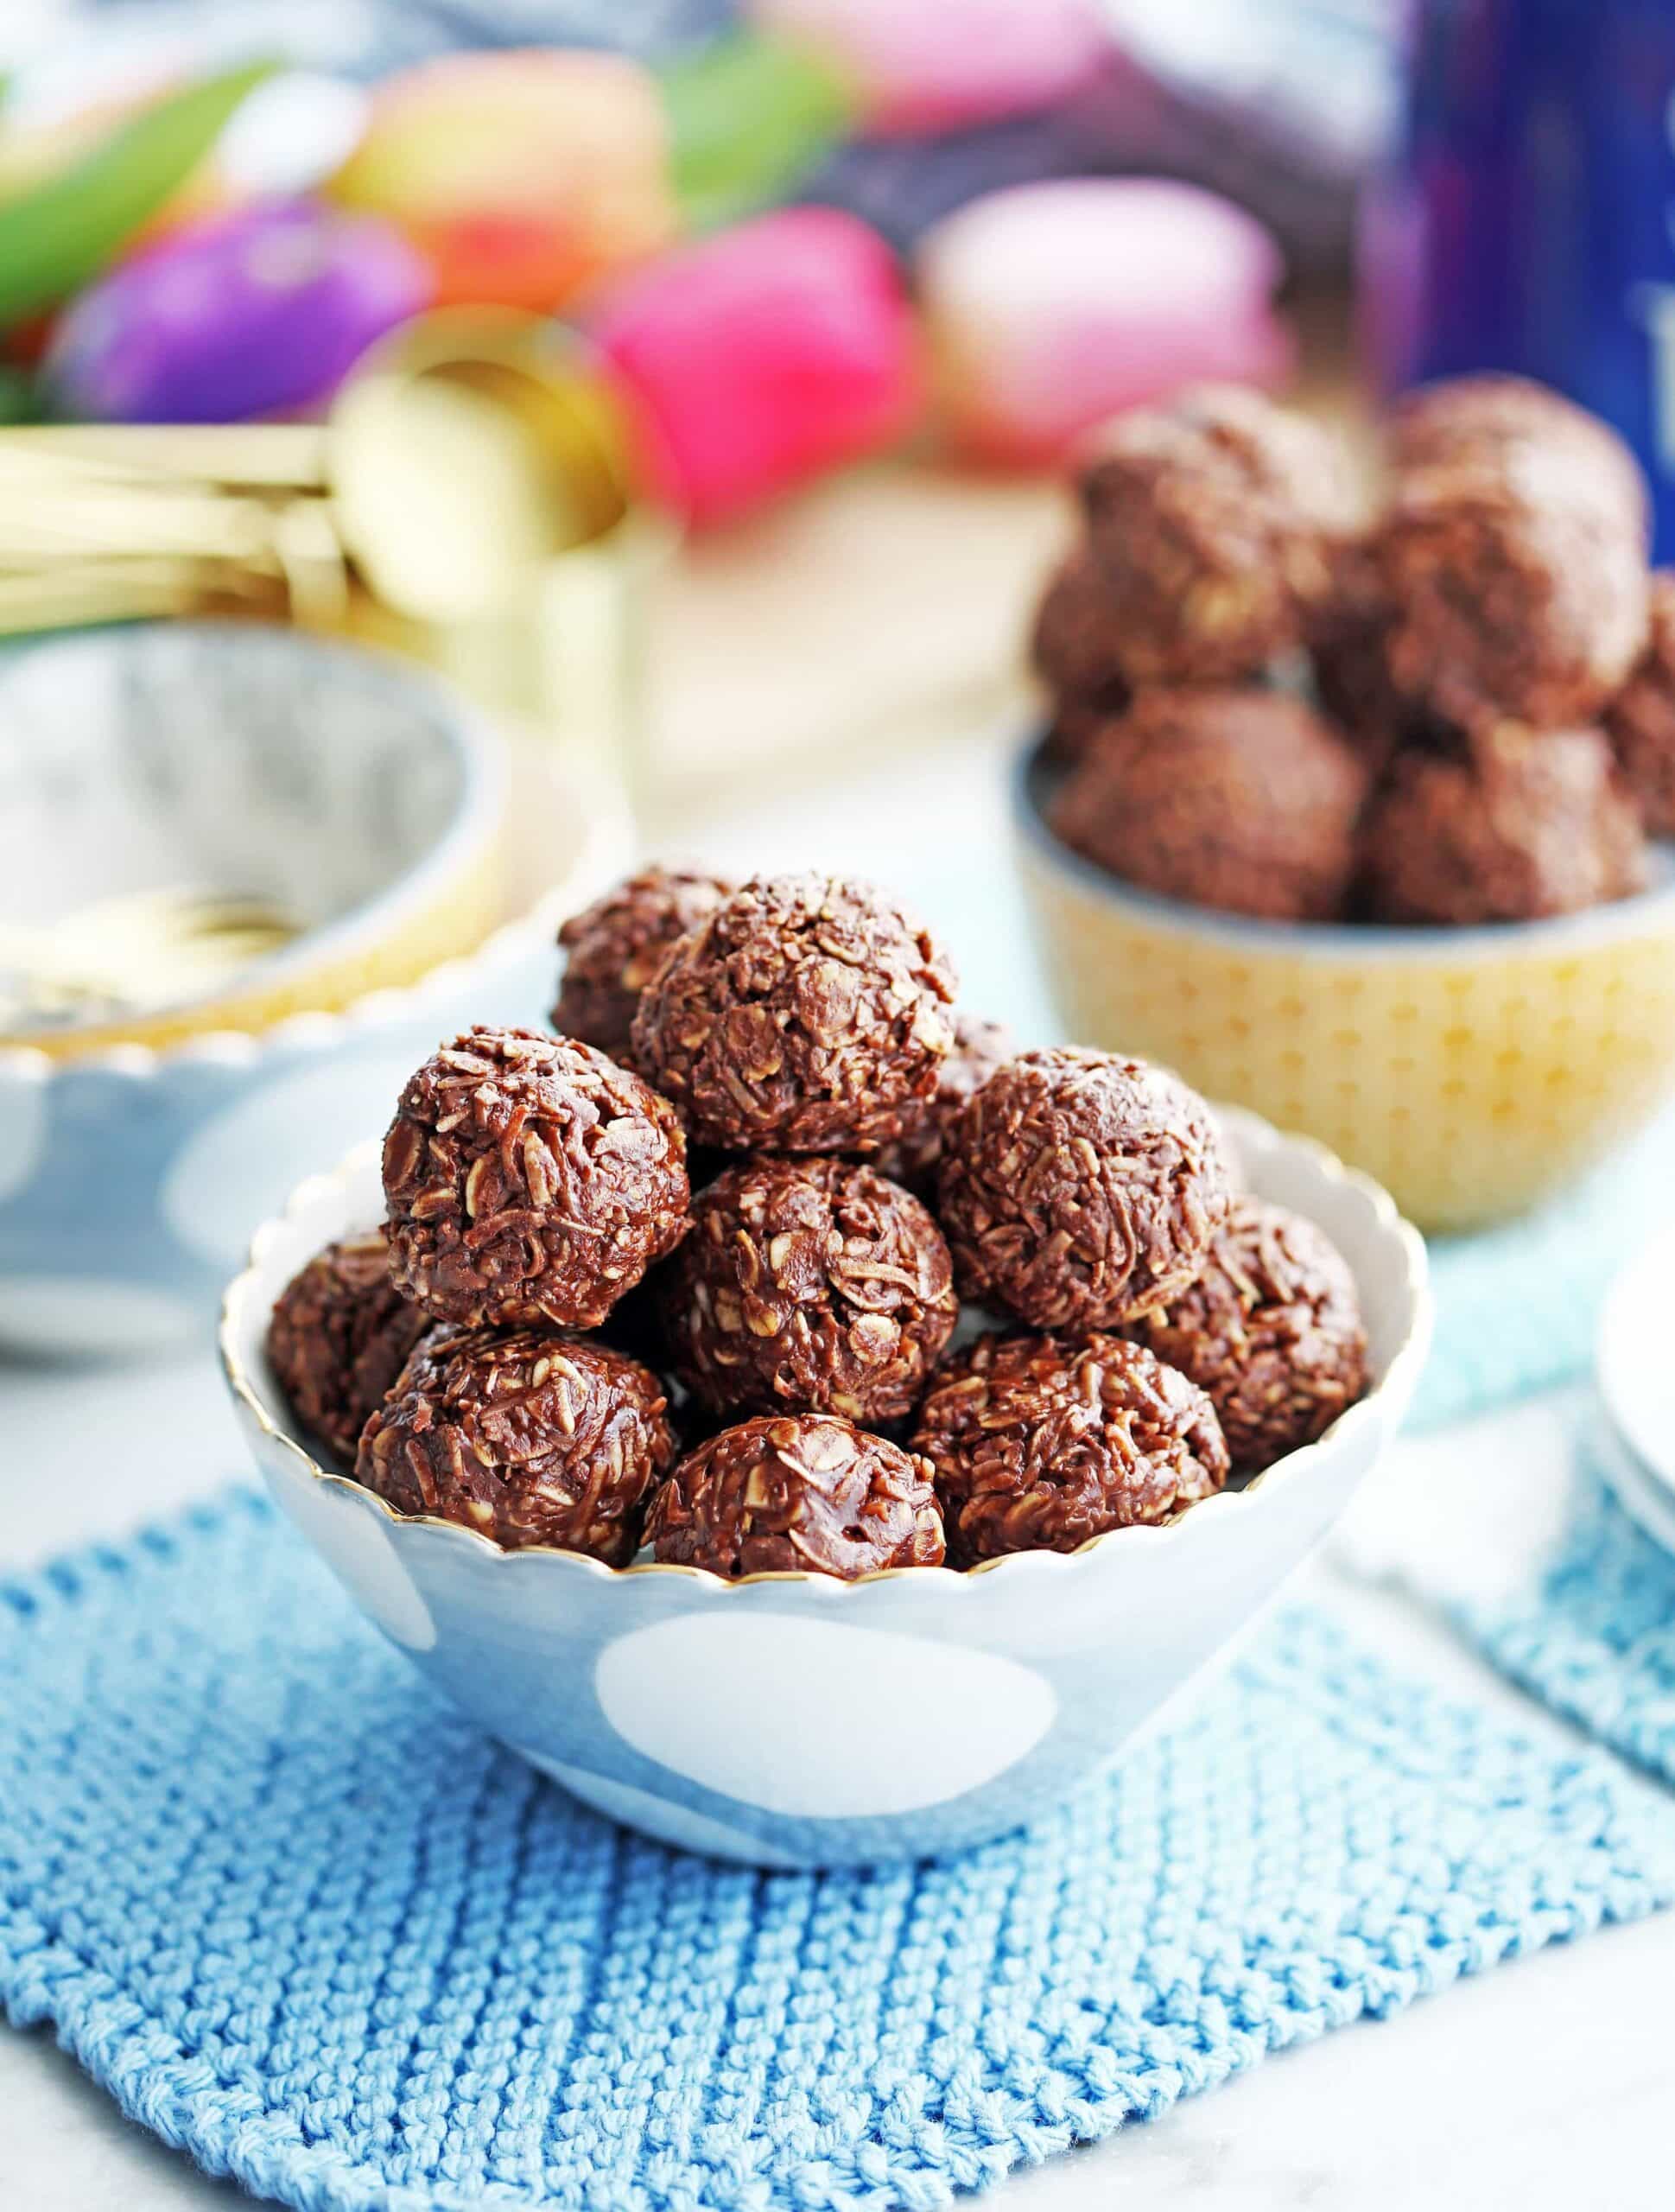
48,201 -> 433,423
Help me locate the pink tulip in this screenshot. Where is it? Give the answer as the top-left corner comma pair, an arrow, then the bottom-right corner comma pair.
917,179 -> 1293,466
591,207 -> 920,526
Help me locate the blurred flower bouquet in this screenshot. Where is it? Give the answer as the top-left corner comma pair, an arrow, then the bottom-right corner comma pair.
0,1 -> 1389,523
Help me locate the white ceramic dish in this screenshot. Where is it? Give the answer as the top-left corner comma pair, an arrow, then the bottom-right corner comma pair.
1590,1399 -> 1675,1560
1596,1226 -> 1675,1505
0,625 -> 631,1357
220,1111 -> 1431,1868
0,621 -> 500,1031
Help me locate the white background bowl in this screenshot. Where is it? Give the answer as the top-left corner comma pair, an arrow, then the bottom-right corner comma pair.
0,626 -> 631,1356
221,1114 -> 1431,1867
0,622 -> 497,999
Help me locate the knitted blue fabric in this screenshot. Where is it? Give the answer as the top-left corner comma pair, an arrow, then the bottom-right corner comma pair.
1456,1467 -> 1675,1789
1413,1105 -> 1675,1430
5,1493 -> 1675,2212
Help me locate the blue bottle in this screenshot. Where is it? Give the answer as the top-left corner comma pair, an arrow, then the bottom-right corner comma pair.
1365,0 -> 1675,556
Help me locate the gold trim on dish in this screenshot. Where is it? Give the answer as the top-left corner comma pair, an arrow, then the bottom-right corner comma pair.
0,757 -> 631,1083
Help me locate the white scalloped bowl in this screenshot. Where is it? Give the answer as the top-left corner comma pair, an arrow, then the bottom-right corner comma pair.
220,1111 -> 1430,1867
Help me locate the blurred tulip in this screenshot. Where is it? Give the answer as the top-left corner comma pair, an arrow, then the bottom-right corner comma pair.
917,178 -> 1292,465
746,0 -> 1108,135
327,50 -> 676,312
47,200 -> 431,423
591,206 -> 919,526
0,61 -> 273,322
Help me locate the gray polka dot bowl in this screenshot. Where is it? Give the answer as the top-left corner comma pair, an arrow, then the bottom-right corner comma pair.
0,622 -> 631,1357
220,1114 -> 1430,1868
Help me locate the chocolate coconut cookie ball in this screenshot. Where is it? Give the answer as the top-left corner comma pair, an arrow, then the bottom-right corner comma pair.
553,864 -> 734,1060
646,1414 -> 945,1579
659,1155 -> 958,1425
357,1326 -> 676,1560
911,1331 -> 1228,1566
1044,686 -> 1130,770
1126,1198 -> 1367,1477
1031,554 -> 1133,696
1360,724 -> 1646,925
1378,390 -> 1649,731
1389,373 -> 1648,515
1047,689 -> 1368,922
266,1230 -> 429,1465
384,1026 -> 689,1331
1030,557 -> 1133,766
870,1012 -> 1014,1195
938,1048 -> 1233,1331
1308,542 -> 1411,773
1073,384 -> 1358,684
1607,571 -> 1675,837
630,873 -> 957,1154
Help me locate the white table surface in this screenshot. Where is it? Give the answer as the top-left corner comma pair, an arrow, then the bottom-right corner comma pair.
7,728 -> 1675,2209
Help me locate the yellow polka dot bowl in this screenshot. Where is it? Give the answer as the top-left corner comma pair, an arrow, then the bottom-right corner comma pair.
1013,737 -> 1675,1233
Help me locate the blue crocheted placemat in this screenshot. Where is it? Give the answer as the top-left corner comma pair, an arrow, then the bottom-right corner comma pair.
5,1492 -> 1675,2212
1457,1468 -> 1675,1789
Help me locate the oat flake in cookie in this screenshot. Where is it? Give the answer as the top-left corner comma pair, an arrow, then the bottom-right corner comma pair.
383,1025 -> 689,1331
911,1331 -> 1228,1567
553,864 -> 734,1061
265,1229 -> 428,1466
357,1326 -> 676,1560
1126,1198 -> 1367,1478
630,873 -> 957,1154
937,1048 -> 1233,1331
659,1155 -> 958,1425
646,1414 -> 945,1579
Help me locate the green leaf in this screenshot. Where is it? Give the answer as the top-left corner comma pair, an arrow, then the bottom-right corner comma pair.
0,58 -> 276,323
660,30 -> 858,233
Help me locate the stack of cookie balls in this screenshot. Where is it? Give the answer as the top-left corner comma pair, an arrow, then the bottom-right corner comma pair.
1034,374 -> 1672,926
266,866 -> 1368,1582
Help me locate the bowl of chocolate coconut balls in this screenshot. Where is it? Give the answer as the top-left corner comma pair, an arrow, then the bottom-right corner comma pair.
223,866 -> 1428,1866
1017,376 -> 1675,1233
